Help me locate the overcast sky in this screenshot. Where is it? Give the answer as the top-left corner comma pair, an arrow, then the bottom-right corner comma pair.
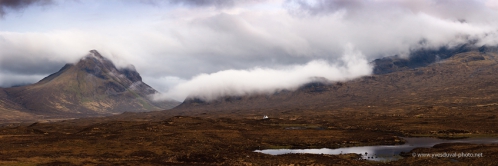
1,0 -> 498,101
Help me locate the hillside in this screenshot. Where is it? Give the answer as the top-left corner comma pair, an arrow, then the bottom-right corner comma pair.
2,50 -> 498,165
171,49 -> 498,118
0,50 -> 180,122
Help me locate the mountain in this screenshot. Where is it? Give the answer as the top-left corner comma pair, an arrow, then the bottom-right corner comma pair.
170,47 -> 498,117
0,50 -> 180,122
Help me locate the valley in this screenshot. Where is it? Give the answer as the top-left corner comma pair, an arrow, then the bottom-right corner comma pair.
1,105 -> 497,165
3,1 -> 498,165
1,50 -> 498,165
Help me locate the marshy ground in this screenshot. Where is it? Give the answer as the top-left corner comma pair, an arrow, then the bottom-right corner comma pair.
1,105 -> 497,165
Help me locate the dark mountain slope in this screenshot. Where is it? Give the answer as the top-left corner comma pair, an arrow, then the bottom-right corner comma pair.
373,45 -> 498,74
0,88 -> 38,121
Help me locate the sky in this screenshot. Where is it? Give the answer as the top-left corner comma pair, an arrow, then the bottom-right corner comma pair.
1,0 -> 498,101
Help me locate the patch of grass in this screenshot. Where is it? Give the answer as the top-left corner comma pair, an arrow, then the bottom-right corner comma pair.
266,145 -> 292,149
0,162 -> 37,166
269,123 -> 322,128
80,97 -> 91,103
409,133 -> 498,138
127,90 -> 154,110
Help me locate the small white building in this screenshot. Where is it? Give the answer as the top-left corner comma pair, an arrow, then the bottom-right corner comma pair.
263,115 -> 269,119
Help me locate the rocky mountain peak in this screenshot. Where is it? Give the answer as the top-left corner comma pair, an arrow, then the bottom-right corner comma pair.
77,50 -> 114,73
73,50 -> 144,84
1,50 -> 180,119
89,49 -> 104,59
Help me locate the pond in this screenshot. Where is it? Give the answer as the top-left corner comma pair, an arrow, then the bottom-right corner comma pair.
254,137 -> 498,161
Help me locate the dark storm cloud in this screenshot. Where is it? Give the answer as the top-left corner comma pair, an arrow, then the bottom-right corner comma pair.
0,0 -> 53,17
0,50 -> 67,88
0,56 -> 64,75
0,72 -> 46,88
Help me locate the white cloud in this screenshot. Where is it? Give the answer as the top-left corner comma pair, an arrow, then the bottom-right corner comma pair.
153,44 -> 371,101
486,0 -> 498,10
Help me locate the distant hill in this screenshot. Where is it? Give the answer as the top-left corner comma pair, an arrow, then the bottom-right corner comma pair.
372,45 -> 498,74
0,50 -> 180,123
170,47 -> 498,118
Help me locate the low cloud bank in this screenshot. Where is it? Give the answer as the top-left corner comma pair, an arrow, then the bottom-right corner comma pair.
0,72 -> 45,88
153,45 -> 371,101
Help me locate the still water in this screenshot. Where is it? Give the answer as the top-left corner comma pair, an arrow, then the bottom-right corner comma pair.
254,137 -> 498,161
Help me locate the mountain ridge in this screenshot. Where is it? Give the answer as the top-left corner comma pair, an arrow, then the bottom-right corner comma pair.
0,50 -> 180,123
167,49 -> 498,118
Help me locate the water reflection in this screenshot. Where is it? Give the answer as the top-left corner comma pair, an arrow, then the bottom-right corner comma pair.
254,137 -> 498,161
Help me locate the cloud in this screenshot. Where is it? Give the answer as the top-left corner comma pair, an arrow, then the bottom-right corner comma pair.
0,0 -> 53,17
0,71 -> 45,87
141,0 -> 265,8
486,0 -> 498,10
166,0 -> 238,8
142,76 -> 187,94
285,0 -> 489,19
285,0 -> 362,15
0,30 -> 135,73
1,0 -> 498,101
153,44 -> 371,101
